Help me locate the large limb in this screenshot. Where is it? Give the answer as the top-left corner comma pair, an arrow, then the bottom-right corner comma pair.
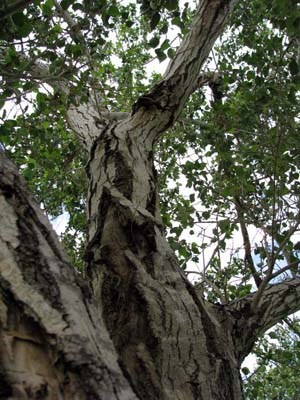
0,150 -> 137,399
0,152 -> 246,400
71,0 -> 243,243
67,0 -> 240,150
227,278 -> 300,363
130,0 -> 240,142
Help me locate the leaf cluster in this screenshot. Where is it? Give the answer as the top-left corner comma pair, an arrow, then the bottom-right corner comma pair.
244,318 -> 300,399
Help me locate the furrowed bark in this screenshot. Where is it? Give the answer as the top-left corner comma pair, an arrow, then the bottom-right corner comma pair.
73,2 -> 248,399
65,1 -> 246,398
83,119 -> 244,399
2,0 -> 300,399
0,150 -> 137,400
131,0 -> 240,138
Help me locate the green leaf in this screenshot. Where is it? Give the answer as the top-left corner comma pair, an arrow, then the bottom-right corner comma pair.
202,211 -> 210,220
268,332 -> 277,339
150,12 -> 160,30
165,0 -> 178,11
171,16 -> 182,28
107,5 -> 119,17
191,242 -> 199,254
12,12 -> 27,26
72,3 -> 84,11
167,48 -> 176,58
289,59 -> 299,76
126,20 -> 134,27
155,48 -> 167,62
160,39 -> 170,51
149,36 -> 160,48
42,0 -> 54,16
61,0 -> 73,9
18,23 -> 32,37
160,22 -> 168,34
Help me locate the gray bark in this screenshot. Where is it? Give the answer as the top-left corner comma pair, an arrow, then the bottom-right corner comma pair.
1,152 -> 299,399
0,151 -> 137,399
1,0 -> 300,399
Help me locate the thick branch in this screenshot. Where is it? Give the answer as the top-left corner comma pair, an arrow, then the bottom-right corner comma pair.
67,100 -> 130,151
131,0 -> 239,142
228,278 -> 300,362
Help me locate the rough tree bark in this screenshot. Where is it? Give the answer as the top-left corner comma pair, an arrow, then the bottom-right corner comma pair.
1,0 -> 300,399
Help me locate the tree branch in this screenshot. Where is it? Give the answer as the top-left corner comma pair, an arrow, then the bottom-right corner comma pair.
251,213 -> 300,309
186,271 -> 227,304
234,197 -> 262,288
228,278 -> 300,362
0,46 -> 127,151
268,262 -> 299,280
272,211 -> 300,265
131,0 -> 239,141
283,316 -> 300,338
0,47 -> 71,95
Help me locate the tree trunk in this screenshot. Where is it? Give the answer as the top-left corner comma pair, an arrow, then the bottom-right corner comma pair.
82,115 -> 246,400
0,147 -> 244,399
0,151 -> 137,400
1,0 -> 300,399
2,124 -> 300,399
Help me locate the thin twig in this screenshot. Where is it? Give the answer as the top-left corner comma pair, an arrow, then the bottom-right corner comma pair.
186,271 -> 227,304
234,196 -> 262,288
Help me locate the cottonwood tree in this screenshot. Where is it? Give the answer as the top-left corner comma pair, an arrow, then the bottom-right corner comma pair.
0,0 -> 299,399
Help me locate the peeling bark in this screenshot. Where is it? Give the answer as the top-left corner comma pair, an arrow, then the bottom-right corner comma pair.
1,0 -> 300,399
0,151 -> 137,400
80,111 -> 246,399
1,146 -> 300,399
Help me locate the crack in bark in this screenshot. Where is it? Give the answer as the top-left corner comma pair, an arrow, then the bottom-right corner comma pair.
5,0 -> 299,398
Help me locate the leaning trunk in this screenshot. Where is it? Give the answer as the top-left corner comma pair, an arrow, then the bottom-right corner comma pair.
2,0 -> 300,398
0,127 -> 245,400
0,150 -> 137,399
82,116 -> 244,399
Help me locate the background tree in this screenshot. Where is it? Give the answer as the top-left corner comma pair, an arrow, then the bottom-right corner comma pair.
0,0 -> 299,399
244,317 -> 300,399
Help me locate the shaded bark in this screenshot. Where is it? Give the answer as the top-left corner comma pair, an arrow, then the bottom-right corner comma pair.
0,151 -> 136,400
1,0 -> 300,399
83,119 -> 245,399
1,147 -> 300,399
